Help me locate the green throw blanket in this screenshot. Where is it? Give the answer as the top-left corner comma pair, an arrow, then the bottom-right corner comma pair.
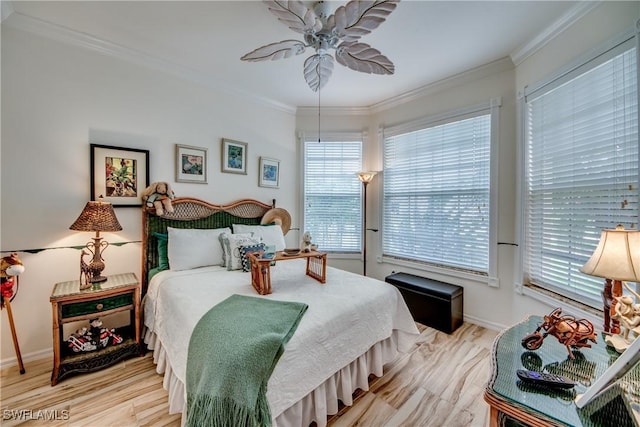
186,294 -> 308,427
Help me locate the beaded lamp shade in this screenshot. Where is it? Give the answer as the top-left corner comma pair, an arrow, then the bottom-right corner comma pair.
70,201 -> 123,232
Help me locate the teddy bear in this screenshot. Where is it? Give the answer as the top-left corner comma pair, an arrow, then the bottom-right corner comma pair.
142,182 -> 175,216
301,231 -> 313,252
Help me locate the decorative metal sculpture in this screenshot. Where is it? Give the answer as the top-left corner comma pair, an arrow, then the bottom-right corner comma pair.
80,249 -> 92,290
521,308 -> 597,359
241,0 -> 398,91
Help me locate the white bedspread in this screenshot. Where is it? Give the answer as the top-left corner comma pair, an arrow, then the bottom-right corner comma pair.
143,259 -> 418,419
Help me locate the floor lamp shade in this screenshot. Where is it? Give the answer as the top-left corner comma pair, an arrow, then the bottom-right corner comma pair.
356,171 -> 377,184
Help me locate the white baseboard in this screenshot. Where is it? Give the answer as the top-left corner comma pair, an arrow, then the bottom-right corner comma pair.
1,348 -> 52,370
464,314 -> 507,332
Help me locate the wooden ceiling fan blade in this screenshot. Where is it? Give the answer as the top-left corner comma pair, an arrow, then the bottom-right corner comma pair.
332,0 -> 399,43
241,40 -> 307,62
304,54 -> 334,92
264,0 -> 323,35
335,42 -> 395,74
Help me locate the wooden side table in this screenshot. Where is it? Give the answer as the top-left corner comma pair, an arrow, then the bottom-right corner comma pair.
50,273 -> 141,386
484,315 -> 640,426
249,250 -> 327,295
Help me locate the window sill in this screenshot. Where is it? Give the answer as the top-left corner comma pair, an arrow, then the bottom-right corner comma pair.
520,284 -> 604,332
324,252 -> 360,260
380,255 -> 498,287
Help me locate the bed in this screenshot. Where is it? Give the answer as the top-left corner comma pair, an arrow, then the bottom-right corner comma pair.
141,197 -> 419,426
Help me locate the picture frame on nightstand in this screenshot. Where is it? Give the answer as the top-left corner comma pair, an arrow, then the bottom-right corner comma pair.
575,337 -> 640,409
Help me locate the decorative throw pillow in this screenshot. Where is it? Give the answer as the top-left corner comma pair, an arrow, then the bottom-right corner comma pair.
167,227 -> 230,271
153,232 -> 169,271
219,232 -> 260,270
232,224 -> 286,251
239,243 -> 266,272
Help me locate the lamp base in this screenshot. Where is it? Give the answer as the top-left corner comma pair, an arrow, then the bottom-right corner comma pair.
605,334 -> 634,353
90,275 -> 108,283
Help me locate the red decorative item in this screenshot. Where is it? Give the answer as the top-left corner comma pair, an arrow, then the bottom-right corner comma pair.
521,308 -> 597,359
1,277 -> 15,300
1,252 -> 26,374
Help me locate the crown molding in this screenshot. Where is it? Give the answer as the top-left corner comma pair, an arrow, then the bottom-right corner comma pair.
369,57 -> 514,114
3,12 -> 297,115
298,57 -> 513,116
296,105 -> 370,116
510,1 -> 601,66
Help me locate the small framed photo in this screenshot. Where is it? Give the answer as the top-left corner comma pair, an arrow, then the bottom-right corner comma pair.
176,144 -> 207,184
259,157 -> 280,188
90,144 -> 149,207
221,138 -> 248,174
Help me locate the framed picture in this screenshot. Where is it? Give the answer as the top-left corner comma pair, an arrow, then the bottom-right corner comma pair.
176,144 -> 207,184
221,138 -> 248,174
575,336 -> 640,409
90,144 -> 149,207
259,157 -> 280,188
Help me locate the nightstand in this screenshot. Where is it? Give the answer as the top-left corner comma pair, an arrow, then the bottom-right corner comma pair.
50,272 -> 141,386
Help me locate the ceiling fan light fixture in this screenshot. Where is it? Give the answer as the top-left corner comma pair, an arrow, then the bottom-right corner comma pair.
241,0 -> 399,92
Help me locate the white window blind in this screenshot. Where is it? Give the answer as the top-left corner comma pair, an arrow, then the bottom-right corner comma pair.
524,42 -> 639,308
383,113 -> 491,273
303,137 -> 363,253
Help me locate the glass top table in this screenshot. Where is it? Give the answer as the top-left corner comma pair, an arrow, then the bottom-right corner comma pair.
484,315 -> 640,426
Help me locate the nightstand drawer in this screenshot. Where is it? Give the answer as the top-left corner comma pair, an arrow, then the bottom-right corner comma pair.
61,293 -> 133,318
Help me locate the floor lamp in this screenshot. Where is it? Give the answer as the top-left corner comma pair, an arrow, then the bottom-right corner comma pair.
356,171 -> 377,276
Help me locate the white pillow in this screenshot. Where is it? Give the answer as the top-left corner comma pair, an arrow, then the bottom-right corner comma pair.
167,227 -> 230,271
232,224 -> 286,251
219,232 -> 260,270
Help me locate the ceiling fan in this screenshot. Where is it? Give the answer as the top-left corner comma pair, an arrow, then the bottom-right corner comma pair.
241,0 -> 399,92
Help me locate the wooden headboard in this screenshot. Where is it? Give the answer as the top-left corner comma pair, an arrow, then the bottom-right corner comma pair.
141,197 -> 275,295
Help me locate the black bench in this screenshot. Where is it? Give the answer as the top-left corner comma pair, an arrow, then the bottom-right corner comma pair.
385,272 -> 463,334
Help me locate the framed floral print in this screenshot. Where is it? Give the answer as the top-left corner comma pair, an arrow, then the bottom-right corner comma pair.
176,144 -> 207,184
221,138 -> 248,174
90,144 -> 149,207
259,157 -> 280,188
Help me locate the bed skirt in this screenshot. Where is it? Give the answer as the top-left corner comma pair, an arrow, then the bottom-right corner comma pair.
144,328 -> 402,427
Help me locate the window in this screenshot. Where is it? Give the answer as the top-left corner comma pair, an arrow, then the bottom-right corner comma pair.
382,102 -> 497,276
523,37 -> 639,308
302,134 -> 363,253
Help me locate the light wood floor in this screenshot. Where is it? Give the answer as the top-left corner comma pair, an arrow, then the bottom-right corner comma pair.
1,322 -> 497,426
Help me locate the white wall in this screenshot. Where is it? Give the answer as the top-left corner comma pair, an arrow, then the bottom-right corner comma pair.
0,24 -> 297,364
296,2 -> 639,331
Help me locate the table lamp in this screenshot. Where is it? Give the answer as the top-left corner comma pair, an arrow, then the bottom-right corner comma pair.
580,225 -> 640,335
69,200 -> 122,288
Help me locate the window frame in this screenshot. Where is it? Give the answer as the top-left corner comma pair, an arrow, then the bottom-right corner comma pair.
299,131 -> 365,258
380,99 -> 501,287
516,28 -> 639,310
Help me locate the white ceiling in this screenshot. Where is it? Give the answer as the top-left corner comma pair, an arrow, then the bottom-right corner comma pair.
6,1 -> 588,110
